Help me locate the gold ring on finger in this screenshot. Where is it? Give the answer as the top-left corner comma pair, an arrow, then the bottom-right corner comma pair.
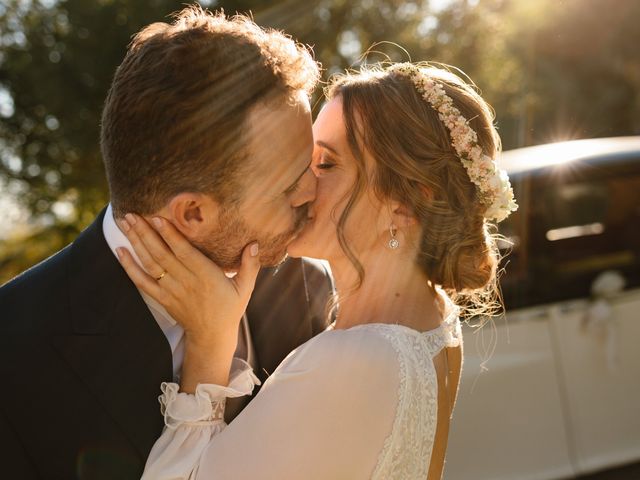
156,270 -> 167,281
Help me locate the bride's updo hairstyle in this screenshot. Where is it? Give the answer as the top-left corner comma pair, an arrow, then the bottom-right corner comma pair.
326,63 -> 504,316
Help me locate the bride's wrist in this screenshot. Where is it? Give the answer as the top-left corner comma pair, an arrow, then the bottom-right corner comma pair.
184,330 -> 237,354
180,350 -> 234,392
179,332 -> 238,393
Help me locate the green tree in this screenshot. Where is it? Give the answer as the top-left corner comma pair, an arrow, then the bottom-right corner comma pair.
0,0 -> 436,282
1,0 -> 639,284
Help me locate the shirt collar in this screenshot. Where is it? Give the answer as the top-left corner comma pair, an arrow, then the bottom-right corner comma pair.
102,204 -> 177,326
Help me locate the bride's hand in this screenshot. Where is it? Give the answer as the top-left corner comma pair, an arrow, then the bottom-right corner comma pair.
115,213 -> 260,350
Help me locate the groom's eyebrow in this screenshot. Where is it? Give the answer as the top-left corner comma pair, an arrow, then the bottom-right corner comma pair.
284,160 -> 312,194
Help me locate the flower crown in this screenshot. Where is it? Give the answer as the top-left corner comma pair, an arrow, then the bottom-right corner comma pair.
388,63 -> 518,222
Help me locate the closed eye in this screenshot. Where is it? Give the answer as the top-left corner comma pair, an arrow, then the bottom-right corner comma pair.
316,163 -> 335,170
283,162 -> 312,195
284,181 -> 301,195
313,150 -> 337,172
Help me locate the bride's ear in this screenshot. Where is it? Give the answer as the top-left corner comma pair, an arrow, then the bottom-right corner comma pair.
388,200 -> 418,229
163,193 -> 220,238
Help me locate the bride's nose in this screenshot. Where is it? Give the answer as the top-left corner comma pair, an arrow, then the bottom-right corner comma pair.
291,167 -> 317,208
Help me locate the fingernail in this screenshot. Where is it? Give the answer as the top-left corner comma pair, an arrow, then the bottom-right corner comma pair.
125,213 -> 136,225
119,219 -> 130,233
116,247 -> 124,260
152,217 -> 163,229
250,243 -> 259,257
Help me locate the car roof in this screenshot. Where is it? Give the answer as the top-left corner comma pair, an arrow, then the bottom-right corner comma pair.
499,136 -> 640,177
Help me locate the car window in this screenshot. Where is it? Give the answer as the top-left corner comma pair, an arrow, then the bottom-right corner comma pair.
499,158 -> 640,310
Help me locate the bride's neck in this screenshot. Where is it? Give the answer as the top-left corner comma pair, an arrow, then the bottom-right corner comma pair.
329,253 -> 443,331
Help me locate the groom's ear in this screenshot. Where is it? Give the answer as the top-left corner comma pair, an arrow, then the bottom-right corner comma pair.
163,193 -> 220,238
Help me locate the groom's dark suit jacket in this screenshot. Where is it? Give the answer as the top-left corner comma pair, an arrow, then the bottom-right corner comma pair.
0,208 -> 333,480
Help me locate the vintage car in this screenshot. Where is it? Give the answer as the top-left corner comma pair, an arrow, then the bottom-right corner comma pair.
445,137 -> 640,480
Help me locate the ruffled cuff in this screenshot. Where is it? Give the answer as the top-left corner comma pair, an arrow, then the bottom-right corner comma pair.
159,357 -> 261,429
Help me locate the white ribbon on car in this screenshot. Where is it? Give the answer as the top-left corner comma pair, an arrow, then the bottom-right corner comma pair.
583,270 -> 626,373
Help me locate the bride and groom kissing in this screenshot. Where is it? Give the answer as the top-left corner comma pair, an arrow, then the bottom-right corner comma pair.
0,5 -> 517,479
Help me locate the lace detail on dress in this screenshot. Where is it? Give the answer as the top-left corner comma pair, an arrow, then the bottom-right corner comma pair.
349,310 -> 461,480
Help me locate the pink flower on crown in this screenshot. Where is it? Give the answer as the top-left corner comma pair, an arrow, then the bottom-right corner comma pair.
388,63 -> 518,222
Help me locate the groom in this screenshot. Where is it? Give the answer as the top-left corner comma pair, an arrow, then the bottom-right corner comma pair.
0,6 -> 332,479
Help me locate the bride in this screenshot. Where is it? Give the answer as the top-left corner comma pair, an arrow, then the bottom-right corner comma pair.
116,62 -> 517,479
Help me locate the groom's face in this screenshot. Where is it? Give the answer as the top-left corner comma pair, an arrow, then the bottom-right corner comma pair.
193,93 -> 316,269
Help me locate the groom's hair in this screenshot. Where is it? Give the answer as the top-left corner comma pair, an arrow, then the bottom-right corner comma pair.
100,5 -> 319,217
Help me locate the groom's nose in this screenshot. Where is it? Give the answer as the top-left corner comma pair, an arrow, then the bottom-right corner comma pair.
291,166 -> 317,208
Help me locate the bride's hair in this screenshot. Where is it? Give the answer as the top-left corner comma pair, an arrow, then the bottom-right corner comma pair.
326,63 -> 503,317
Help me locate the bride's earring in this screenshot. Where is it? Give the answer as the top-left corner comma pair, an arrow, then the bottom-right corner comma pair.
388,224 -> 400,250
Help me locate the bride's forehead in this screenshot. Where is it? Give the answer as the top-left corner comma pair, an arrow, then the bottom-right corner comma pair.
313,99 -> 347,144
316,97 -> 343,123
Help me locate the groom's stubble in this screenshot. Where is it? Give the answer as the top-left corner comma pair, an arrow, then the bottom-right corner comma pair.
192,202 -> 309,270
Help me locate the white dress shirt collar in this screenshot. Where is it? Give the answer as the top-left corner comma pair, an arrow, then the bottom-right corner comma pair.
102,204 -> 178,327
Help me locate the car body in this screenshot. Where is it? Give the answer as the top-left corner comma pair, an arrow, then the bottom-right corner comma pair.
445,137 -> 640,480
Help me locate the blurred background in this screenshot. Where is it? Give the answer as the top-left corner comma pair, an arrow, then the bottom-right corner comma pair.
1,0 -> 639,282
1,1 -> 639,479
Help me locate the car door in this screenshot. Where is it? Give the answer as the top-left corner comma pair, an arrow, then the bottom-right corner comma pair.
446,156 -> 640,480
445,174 -> 575,480
531,158 -> 640,475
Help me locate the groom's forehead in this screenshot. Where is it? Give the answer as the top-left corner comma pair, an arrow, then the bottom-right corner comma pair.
243,100 -> 313,174
246,94 -> 310,138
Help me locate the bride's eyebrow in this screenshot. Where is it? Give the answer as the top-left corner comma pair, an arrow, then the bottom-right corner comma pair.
315,140 -> 340,156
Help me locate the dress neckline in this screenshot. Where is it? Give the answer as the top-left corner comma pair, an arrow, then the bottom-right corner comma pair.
326,296 -> 460,338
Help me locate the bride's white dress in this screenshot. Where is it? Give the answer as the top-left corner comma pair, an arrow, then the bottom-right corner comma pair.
142,307 -> 462,480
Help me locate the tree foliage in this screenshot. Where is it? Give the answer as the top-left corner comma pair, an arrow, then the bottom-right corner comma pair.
1,0 -> 639,283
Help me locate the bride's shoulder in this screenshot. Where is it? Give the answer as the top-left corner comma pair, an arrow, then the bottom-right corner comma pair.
289,325 -> 402,374
273,325 -> 400,374
320,323 -> 401,346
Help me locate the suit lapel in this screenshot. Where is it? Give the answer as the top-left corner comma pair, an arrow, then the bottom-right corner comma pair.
247,258 -> 332,383
52,209 -> 173,460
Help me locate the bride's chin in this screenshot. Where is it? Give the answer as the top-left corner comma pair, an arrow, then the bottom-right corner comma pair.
286,233 -> 314,259
285,239 -> 305,258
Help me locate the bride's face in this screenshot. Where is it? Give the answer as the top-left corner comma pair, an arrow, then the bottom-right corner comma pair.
287,97 -> 388,263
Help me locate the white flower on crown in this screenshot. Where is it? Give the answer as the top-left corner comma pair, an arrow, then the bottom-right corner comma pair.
388,63 -> 518,223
